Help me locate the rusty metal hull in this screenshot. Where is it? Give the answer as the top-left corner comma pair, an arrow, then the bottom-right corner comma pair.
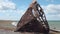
15,1 -> 49,34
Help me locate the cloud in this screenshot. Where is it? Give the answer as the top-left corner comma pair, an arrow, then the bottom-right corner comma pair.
42,4 -> 60,20
0,0 -> 26,20
0,0 -> 60,20
0,0 -> 19,20
0,9 -> 25,20
45,4 -> 60,14
0,0 -> 16,10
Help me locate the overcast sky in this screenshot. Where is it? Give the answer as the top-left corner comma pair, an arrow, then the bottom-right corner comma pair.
0,0 -> 60,20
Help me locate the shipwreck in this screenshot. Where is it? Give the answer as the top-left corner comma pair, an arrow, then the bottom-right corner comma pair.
15,0 -> 49,34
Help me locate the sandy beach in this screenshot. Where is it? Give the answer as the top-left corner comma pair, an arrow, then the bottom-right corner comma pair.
0,29 -> 60,34
0,20 -> 60,34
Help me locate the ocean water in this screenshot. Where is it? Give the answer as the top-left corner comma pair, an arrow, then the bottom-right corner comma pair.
48,21 -> 60,31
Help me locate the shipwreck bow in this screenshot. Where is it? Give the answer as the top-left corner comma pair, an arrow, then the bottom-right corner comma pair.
15,0 -> 49,34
